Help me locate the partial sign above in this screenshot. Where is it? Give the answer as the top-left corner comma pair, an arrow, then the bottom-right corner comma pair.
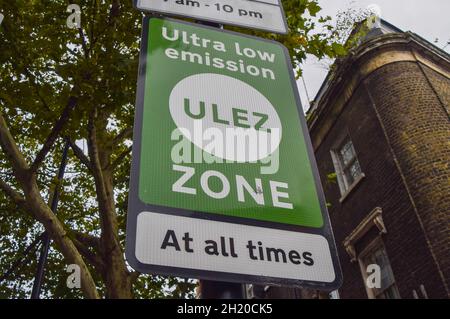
125,17 -> 342,290
134,0 -> 288,34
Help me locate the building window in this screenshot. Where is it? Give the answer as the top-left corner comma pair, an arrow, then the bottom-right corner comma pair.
359,243 -> 400,299
331,136 -> 363,195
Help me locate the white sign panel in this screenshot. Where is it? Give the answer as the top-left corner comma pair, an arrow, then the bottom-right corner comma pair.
134,0 -> 288,34
136,212 -> 336,283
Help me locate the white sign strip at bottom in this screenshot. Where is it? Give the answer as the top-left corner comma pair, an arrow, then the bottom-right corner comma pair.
135,212 -> 336,282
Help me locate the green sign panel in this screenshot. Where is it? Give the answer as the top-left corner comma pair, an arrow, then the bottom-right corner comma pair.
126,17 -> 342,290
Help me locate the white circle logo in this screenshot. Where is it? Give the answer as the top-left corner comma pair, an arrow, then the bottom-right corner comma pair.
169,73 -> 282,162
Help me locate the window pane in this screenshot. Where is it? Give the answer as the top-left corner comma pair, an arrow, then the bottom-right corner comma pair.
376,250 -> 395,288
348,161 -> 362,180
384,286 -> 400,299
332,137 -> 363,194
344,161 -> 361,187
376,285 -> 400,299
344,170 -> 355,186
339,141 -> 355,165
361,245 -> 400,299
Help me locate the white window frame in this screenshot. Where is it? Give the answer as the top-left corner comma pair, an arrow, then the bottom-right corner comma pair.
330,134 -> 364,197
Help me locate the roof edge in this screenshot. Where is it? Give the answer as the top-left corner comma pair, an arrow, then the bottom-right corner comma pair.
307,30 -> 450,129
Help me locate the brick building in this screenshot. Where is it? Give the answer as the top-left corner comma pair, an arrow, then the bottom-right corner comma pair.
248,19 -> 449,300
305,19 -> 450,299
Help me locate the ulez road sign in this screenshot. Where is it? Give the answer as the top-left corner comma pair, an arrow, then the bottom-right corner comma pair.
126,17 -> 342,290
134,0 -> 288,34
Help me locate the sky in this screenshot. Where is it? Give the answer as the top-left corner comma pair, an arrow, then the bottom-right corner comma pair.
296,0 -> 450,112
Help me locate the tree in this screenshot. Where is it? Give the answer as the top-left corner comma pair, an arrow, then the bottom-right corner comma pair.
312,4 -> 374,71
0,0 -> 345,299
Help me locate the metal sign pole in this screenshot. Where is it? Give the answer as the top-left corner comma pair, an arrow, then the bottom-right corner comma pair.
31,139 -> 70,299
199,280 -> 245,299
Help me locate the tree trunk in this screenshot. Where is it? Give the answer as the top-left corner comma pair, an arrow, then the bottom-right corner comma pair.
23,176 -> 101,299
0,112 -> 100,299
103,247 -> 134,299
93,137 -> 134,298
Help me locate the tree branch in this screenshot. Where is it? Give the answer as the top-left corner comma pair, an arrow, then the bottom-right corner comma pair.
0,178 -> 27,209
72,230 -> 100,250
0,111 -> 30,175
72,237 -> 104,272
78,27 -> 90,59
68,139 -> 93,173
130,271 -> 141,283
87,108 -> 118,246
90,0 -> 121,49
109,127 -> 133,148
0,233 -> 45,282
109,0 -> 121,23
111,145 -> 132,169
87,109 -> 107,197
30,96 -> 78,173
2,22 -> 51,112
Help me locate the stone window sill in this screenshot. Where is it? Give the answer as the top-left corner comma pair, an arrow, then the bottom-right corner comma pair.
339,173 -> 366,204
